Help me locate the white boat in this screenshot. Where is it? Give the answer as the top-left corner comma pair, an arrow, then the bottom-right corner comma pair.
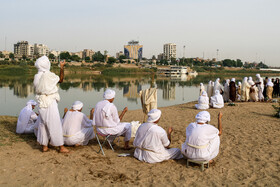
157,66 -> 188,76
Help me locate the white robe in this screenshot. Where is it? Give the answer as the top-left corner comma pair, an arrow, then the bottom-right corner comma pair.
207,82 -> 213,98
34,71 -> 64,146
62,111 -> 95,146
181,122 -> 220,161
256,77 -> 264,100
199,84 -> 205,96
133,122 -> 182,163
16,106 -> 38,134
92,100 -> 131,141
223,81 -> 230,102
213,81 -> 223,95
195,95 -> 209,110
210,93 -> 224,108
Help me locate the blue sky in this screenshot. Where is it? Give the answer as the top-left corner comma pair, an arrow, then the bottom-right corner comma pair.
0,0 -> 279,66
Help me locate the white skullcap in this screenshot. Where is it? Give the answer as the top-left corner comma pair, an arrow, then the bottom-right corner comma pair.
72,101 -> 83,110
147,109 -> 162,123
201,91 -> 208,97
26,100 -> 37,106
195,111 -> 211,123
35,56 -> 51,72
215,90 -> 220,95
231,78 -> 235,82
103,89 -> 116,100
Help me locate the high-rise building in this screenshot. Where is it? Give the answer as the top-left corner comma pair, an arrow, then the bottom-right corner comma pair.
34,43 -> 49,56
163,43 -> 176,60
14,41 -> 29,57
82,49 -> 95,60
124,40 -> 143,60
116,51 -> 124,59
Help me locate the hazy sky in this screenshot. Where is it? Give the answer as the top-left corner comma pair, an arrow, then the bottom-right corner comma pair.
0,0 -> 279,66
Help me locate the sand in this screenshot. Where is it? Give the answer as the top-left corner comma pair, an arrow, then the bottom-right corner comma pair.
0,101 -> 279,186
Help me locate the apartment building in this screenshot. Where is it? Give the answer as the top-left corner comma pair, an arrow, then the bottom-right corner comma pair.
163,43 -> 176,60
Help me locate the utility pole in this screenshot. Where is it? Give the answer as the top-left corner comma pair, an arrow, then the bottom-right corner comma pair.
5,36 -> 7,51
216,49 -> 219,61
183,45 -> 186,65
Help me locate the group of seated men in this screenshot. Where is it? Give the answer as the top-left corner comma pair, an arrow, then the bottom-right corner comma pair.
17,88 -> 223,164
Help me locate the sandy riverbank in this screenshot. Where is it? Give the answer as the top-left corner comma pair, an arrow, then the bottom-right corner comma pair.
0,101 -> 279,186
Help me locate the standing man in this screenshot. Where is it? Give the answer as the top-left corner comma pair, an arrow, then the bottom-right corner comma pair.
34,56 -> 69,153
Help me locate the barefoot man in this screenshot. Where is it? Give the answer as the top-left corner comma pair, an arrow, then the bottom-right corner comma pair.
62,101 -> 95,146
33,56 -> 69,153
92,89 -> 132,150
181,111 -> 222,163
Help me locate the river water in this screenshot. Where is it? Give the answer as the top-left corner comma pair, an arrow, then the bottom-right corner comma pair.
0,73 -> 251,116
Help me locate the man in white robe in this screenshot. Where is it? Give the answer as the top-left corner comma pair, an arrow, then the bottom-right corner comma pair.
199,83 -> 205,96
195,91 -> 209,110
92,89 -> 132,149
248,77 -> 258,102
212,78 -> 223,95
241,77 -> 251,102
206,81 -> 213,99
223,79 -> 230,102
33,56 -> 69,153
181,111 -> 222,162
16,100 -> 38,134
255,74 -> 264,101
133,109 -> 183,163
62,101 -> 95,146
210,90 -> 224,108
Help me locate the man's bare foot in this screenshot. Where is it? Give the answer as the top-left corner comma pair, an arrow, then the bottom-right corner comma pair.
42,145 -> 49,152
59,146 -> 70,153
74,144 -> 80,147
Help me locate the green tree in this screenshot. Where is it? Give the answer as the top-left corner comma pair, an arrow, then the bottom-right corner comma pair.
118,55 -> 126,63
85,56 -> 90,62
70,55 -> 81,62
257,62 -> 268,68
22,55 -> 27,60
48,53 -> 55,60
60,52 -> 71,60
107,57 -> 116,64
0,52 -> 4,58
92,51 -> 104,62
9,53 -> 14,59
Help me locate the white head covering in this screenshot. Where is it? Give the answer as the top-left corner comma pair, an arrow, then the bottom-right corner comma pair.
16,100 -> 37,134
256,74 -> 261,78
147,109 -> 162,123
243,77 -> 248,82
35,56 -> 51,72
201,91 -> 208,97
214,90 -> 220,95
267,79 -> 274,87
72,101 -> 83,111
103,89 -> 116,100
195,111 -> 211,123
216,78 -> 220,83
238,81 -> 242,86
200,83 -> 203,86
231,78 -> 235,82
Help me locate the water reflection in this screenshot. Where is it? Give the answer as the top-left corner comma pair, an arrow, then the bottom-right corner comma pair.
0,73 -> 244,116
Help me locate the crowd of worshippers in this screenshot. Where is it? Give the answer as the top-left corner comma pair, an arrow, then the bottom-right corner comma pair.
15,55 -> 224,165
195,76 -> 280,110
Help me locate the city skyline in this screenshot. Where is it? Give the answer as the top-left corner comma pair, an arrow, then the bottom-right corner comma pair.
0,0 -> 279,66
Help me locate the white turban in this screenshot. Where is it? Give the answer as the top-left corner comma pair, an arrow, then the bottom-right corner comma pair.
103,89 -> 116,100
26,100 -> 37,110
195,111 -> 211,123
200,83 -> 203,86
72,101 -> 83,111
147,109 -> 161,123
231,78 -> 235,82
267,79 -> 274,87
238,81 -> 241,86
256,74 -> 261,78
201,91 -> 208,97
35,56 -> 51,72
215,90 -> 220,95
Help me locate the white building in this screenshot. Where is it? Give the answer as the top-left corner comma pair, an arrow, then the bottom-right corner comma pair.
163,43 -> 176,60
34,43 -> 49,56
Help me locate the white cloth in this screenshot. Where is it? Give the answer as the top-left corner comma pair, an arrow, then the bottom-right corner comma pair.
131,121 -> 141,138
206,81 -> 213,98
16,100 -> 38,134
248,77 -> 255,86
210,90 -> 224,108
231,78 -> 235,82
181,122 -> 220,161
133,122 -> 183,163
256,74 -> 264,100
267,79 -> 274,87
62,111 -> 95,146
93,100 -> 131,141
223,79 -> 230,102
195,91 -> 209,110
195,111 -> 211,123
103,89 -> 116,100
213,78 -> 223,95
139,88 -> 157,115
199,83 -> 205,96
147,109 -> 161,123
36,100 -> 64,146
241,77 -> 250,101
72,101 -> 83,111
